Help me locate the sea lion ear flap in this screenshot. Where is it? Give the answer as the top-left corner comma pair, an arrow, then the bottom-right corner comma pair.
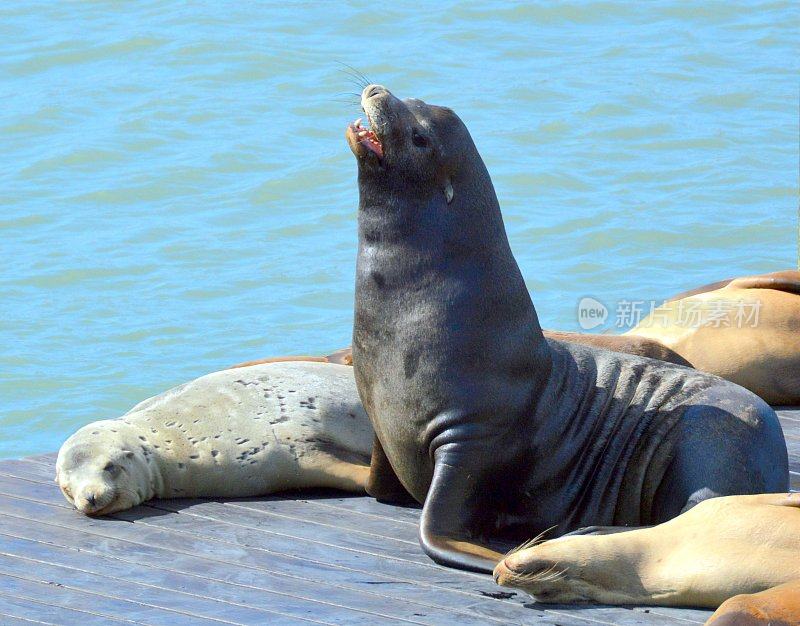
444,178 -> 454,204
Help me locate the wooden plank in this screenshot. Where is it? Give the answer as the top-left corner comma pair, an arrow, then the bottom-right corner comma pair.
278,488 -> 424,524
0,574 -> 233,626
0,520 -> 510,626
230,497 -> 421,543
0,466 -> 694,625
0,554 -> 350,626
0,613 -> 58,626
0,518 -> 688,624
0,590 -> 143,625
0,491 -> 600,625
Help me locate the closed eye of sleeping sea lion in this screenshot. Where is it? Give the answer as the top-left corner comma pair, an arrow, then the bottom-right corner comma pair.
493,493 -> 800,610
56,362 -> 372,515
348,83 -> 788,574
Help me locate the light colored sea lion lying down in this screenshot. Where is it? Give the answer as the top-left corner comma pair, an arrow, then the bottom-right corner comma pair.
493,492 -> 800,612
56,361 -> 372,515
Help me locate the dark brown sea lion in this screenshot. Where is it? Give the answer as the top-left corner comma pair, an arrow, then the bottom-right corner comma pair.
347,84 -> 788,573
540,331 -> 692,366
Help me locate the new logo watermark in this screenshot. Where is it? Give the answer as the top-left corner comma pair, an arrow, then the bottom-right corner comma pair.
577,297 -> 608,330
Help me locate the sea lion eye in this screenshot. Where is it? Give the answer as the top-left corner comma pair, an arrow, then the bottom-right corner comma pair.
412,130 -> 428,148
103,462 -> 117,473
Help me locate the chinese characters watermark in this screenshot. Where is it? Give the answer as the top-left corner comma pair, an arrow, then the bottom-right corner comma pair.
577,297 -> 761,330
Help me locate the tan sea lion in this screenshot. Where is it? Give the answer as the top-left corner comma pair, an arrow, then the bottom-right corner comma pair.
493,492 -> 800,608
706,579 -> 800,625
540,330 -> 692,366
230,347 -> 353,368
625,270 -> 800,405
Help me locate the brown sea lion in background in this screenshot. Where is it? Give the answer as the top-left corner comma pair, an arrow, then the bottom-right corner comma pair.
625,270 -> 800,405
540,330 -> 692,367
666,270 -> 800,303
494,492 -> 800,609
706,579 -> 800,625
347,83 -> 786,573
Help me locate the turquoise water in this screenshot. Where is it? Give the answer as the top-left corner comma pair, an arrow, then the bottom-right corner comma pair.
1,1 -> 797,459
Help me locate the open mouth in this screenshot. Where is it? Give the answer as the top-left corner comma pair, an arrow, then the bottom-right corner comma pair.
347,117 -> 383,160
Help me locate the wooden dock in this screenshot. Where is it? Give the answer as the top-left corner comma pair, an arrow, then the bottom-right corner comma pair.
1,409 -> 798,626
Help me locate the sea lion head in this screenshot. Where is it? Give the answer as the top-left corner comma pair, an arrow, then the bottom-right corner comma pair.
346,84 -> 502,238
56,421 -> 153,515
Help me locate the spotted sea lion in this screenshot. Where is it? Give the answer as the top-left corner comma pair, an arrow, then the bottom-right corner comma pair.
347,84 -> 788,573
493,493 -> 800,609
56,362 -> 372,515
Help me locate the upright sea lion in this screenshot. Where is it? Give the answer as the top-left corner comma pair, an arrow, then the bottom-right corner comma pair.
56,362 -> 372,515
624,270 -> 800,405
347,84 -> 788,573
493,493 -> 800,609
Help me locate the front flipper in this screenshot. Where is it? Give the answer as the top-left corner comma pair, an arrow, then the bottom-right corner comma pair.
419,459 -> 504,573
366,435 -> 416,504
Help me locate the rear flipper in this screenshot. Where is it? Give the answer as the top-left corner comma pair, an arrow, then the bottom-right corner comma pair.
419,457 -> 505,573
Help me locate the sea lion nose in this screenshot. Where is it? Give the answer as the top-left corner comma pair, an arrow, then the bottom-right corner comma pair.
86,493 -> 96,507
364,84 -> 387,99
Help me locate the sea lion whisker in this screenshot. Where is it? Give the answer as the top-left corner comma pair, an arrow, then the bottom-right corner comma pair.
529,562 -> 561,581
506,525 -> 558,557
335,61 -> 371,89
534,566 -> 569,584
340,62 -> 373,87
